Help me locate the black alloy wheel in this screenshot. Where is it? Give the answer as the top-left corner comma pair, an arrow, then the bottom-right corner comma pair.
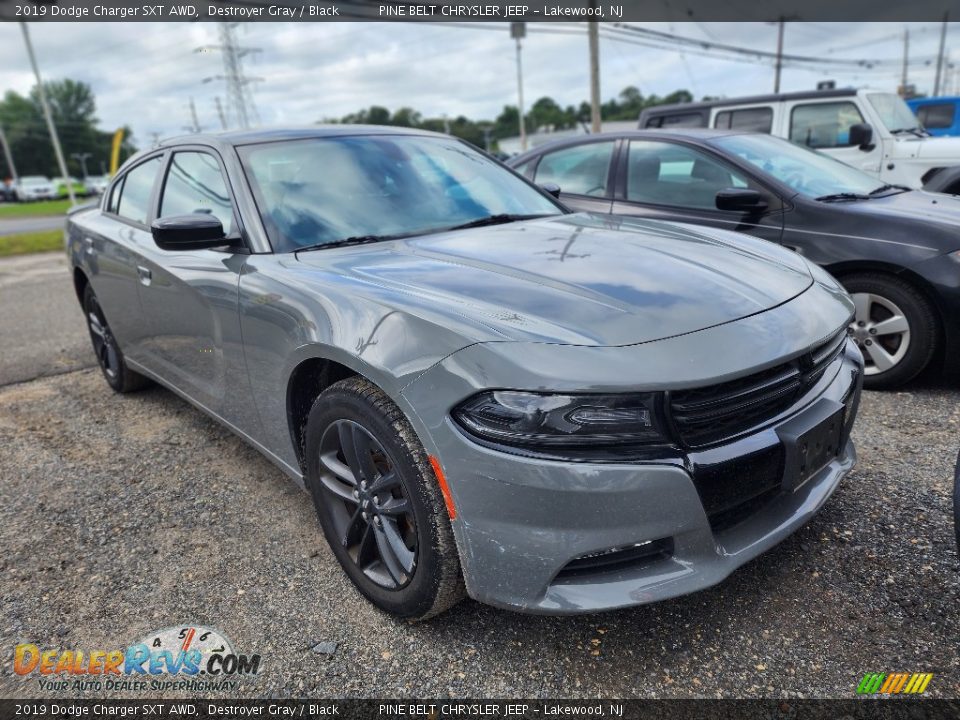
304,377 -> 464,619
317,419 -> 417,588
82,284 -> 151,393
85,288 -> 120,382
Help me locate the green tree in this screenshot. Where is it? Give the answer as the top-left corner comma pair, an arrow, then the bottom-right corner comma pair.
0,79 -> 136,180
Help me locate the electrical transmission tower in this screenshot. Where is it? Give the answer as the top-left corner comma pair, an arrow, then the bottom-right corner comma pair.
199,23 -> 263,129
184,97 -> 202,133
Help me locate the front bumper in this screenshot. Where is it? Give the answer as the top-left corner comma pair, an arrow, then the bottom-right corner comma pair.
403,341 -> 862,614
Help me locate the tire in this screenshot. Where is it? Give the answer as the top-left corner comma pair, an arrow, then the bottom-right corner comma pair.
954,450 -> 960,555
842,273 -> 938,390
82,284 -> 152,393
304,377 -> 465,620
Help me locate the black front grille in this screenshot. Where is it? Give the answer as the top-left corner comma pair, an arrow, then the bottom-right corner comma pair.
694,444 -> 785,532
669,331 -> 847,448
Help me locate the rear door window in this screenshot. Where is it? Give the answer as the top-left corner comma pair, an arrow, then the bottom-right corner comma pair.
645,113 -> 706,128
714,107 -> 774,133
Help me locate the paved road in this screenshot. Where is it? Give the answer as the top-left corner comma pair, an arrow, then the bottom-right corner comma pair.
0,215 -> 65,236
0,252 -> 92,386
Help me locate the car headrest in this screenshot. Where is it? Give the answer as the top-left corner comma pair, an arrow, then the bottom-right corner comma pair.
691,159 -> 728,184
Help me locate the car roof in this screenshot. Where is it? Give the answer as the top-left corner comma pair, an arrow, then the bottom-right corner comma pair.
641,88 -> 859,116
509,128 -> 754,162
158,124 -> 447,149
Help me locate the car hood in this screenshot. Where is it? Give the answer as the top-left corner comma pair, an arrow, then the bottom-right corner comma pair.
294,214 -> 813,346
837,189 -> 960,235
915,135 -> 960,159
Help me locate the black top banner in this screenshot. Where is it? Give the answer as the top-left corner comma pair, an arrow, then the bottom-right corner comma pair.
0,0 -> 956,22
2,699 -> 960,720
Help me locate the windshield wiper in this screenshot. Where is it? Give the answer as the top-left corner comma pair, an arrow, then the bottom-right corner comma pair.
815,192 -> 871,203
445,213 -> 552,231
294,234 -> 404,253
868,183 -> 911,196
890,127 -> 928,138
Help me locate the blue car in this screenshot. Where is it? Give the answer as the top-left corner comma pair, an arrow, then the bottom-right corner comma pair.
907,97 -> 960,136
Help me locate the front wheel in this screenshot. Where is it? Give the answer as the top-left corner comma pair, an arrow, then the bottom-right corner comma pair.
954,450 -> 960,555
842,273 -> 938,389
304,377 -> 465,620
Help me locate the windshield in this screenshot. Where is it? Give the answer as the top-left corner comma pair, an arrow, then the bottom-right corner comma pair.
21,177 -> 49,186
712,133 -> 885,199
238,135 -> 563,252
867,92 -> 922,133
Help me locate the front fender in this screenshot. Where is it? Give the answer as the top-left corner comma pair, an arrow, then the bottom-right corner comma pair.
922,165 -> 960,194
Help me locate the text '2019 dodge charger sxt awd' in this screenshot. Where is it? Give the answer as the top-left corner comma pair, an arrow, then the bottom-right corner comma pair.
67,127 -> 863,618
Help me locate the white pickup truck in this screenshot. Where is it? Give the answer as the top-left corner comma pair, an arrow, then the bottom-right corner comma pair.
638,88 -> 960,194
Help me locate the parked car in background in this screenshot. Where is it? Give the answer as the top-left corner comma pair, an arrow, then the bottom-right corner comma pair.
84,175 -> 110,195
55,176 -> 88,198
14,175 -> 57,202
908,97 -> 960,137
66,127 -> 862,618
510,129 -> 960,388
638,88 -> 960,195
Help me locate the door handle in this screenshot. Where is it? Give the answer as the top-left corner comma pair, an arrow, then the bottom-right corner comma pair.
136,265 -> 152,285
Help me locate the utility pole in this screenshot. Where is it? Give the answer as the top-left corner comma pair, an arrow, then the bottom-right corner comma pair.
199,23 -> 262,129
900,28 -> 910,97
20,22 -> 75,205
934,12 -> 949,96
511,22 -> 527,152
214,97 -> 228,131
588,17 -> 602,134
774,17 -> 785,93
0,123 -> 18,184
71,152 -> 91,179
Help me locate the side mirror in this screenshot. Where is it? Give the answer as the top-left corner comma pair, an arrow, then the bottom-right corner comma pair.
715,188 -> 768,213
151,214 -> 226,251
540,182 -> 562,199
848,123 -> 874,151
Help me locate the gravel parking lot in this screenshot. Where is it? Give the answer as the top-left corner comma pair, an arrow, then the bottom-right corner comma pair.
0,367 -> 958,699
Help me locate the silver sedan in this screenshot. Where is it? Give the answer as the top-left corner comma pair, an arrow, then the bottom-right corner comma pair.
66,127 -> 863,618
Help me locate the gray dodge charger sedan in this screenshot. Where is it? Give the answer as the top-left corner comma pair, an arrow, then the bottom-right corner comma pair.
66,127 -> 863,618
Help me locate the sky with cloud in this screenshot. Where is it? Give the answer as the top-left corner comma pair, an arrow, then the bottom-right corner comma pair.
0,20 -> 956,147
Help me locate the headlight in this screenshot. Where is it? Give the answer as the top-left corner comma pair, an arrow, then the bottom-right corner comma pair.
452,390 -> 670,457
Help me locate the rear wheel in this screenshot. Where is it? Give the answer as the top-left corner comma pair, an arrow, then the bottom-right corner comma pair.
842,273 -> 938,389
83,284 -> 151,393
304,377 -> 464,620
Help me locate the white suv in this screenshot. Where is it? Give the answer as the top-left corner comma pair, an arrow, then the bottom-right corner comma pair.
639,88 -> 960,194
